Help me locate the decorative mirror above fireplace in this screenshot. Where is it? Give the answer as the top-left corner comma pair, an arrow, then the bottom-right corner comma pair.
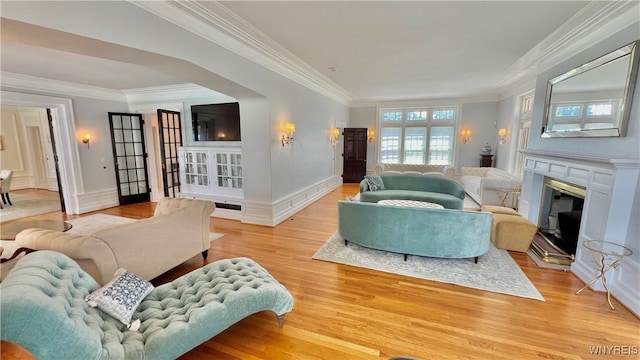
542,40 -> 640,138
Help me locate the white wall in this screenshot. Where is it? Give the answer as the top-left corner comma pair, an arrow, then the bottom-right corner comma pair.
458,102 -> 499,170
495,96 -> 516,170
349,106 -> 377,174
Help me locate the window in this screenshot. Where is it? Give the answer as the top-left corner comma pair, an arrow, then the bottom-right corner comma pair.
404,128 -> 426,164
379,107 -> 456,165
515,91 -> 534,177
586,103 -> 613,116
380,127 -> 402,163
554,105 -> 581,117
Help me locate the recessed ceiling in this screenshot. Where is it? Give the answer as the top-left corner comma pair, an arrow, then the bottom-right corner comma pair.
220,1 -> 591,101
1,1 -> 592,102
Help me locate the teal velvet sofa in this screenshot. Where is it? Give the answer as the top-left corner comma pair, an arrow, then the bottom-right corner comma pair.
338,201 -> 492,261
0,251 -> 294,360
359,174 -> 465,209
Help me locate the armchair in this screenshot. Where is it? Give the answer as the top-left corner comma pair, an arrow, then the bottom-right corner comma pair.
0,170 -> 13,206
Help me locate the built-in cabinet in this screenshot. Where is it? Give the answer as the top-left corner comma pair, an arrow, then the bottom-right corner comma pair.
178,147 -> 243,201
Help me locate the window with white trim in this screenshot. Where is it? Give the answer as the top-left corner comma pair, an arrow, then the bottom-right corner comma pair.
515,92 -> 534,177
379,106 -> 457,165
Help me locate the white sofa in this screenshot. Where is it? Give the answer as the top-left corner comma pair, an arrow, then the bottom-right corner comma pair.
460,167 -> 521,206
14,197 -> 215,285
374,163 -> 455,179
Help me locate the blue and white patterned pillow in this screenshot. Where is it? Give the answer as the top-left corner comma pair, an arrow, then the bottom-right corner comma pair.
85,268 -> 154,326
365,175 -> 386,191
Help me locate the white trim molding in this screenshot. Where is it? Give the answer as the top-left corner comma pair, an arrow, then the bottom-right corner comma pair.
500,1 -> 640,91
124,83 -> 235,103
129,0 -> 355,105
1,91 -> 83,214
76,188 -> 120,214
1,72 -> 126,102
242,175 -> 342,226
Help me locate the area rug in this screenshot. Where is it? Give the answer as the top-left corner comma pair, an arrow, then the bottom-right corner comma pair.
0,193 -> 61,222
313,232 -> 544,301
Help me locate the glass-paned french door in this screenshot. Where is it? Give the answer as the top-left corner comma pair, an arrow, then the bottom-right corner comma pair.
158,109 -> 183,197
108,112 -> 151,205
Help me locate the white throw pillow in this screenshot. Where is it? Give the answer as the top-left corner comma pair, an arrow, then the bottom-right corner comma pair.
85,268 -> 154,327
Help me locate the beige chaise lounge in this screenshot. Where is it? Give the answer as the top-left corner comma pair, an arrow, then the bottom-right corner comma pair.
15,197 -> 215,285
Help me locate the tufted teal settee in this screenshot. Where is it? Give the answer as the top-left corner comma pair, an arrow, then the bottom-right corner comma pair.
0,251 -> 294,360
338,201 -> 492,262
359,174 -> 465,209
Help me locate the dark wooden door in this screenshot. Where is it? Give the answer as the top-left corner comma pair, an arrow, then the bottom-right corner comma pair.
108,112 -> 151,205
157,109 -> 183,197
46,109 -> 65,212
342,128 -> 367,183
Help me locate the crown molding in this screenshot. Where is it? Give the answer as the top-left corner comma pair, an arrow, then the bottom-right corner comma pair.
0,72 -> 224,104
129,0 -> 356,105
0,72 -> 127,102
123,83 -> 236,103
499,1 -> 640,90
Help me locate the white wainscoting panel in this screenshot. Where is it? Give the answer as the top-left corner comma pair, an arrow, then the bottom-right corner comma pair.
76,188 -> 119,214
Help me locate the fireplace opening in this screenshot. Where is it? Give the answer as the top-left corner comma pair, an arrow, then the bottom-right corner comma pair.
532,178 -> 586,264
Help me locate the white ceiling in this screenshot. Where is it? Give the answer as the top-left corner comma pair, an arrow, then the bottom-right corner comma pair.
219,1 -> 590,101
0,1 -> 600,102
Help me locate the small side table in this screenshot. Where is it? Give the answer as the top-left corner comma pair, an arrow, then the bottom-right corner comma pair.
480,154 -> 494,167
576,240 -> 632,309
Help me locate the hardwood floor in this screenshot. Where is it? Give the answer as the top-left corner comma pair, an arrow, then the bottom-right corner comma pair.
1,185 -> 638,359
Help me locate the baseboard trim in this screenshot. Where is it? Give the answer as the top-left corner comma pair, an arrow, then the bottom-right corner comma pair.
243,176 -> 342,226
76,188 -> 119,214
73,176 -> 342,226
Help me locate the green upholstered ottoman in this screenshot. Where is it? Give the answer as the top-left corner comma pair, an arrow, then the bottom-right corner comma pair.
1,251 -> 294,360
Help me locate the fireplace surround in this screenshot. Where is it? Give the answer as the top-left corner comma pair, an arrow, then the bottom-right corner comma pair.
519,150 -> 639,315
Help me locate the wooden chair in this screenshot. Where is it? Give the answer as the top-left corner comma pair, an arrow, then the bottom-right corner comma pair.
0,170 -> 14,206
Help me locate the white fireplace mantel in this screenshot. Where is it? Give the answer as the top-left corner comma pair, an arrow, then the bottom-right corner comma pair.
519,150 -> 640,316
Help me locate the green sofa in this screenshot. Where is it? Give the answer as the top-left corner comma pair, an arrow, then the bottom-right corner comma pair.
359,174 -> 465,209
1,251 -> 294,360
338,201 -> 492,261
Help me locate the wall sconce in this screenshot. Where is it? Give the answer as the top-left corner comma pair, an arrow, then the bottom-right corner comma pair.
499,128 -> 508,144
460,129 -> 471,144
367,129 -> 375,143
330,128 -> 340,146
281,122 -> 295,147
82,133 -> 91,149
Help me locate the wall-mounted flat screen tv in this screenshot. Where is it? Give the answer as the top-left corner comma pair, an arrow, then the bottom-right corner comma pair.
191,102 -> 241,141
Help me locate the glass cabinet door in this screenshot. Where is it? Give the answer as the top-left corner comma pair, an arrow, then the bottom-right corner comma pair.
216,153 -> 229,188
184,151 -> 208,187
229,154 -> 243,189
216,152 -> 243,189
